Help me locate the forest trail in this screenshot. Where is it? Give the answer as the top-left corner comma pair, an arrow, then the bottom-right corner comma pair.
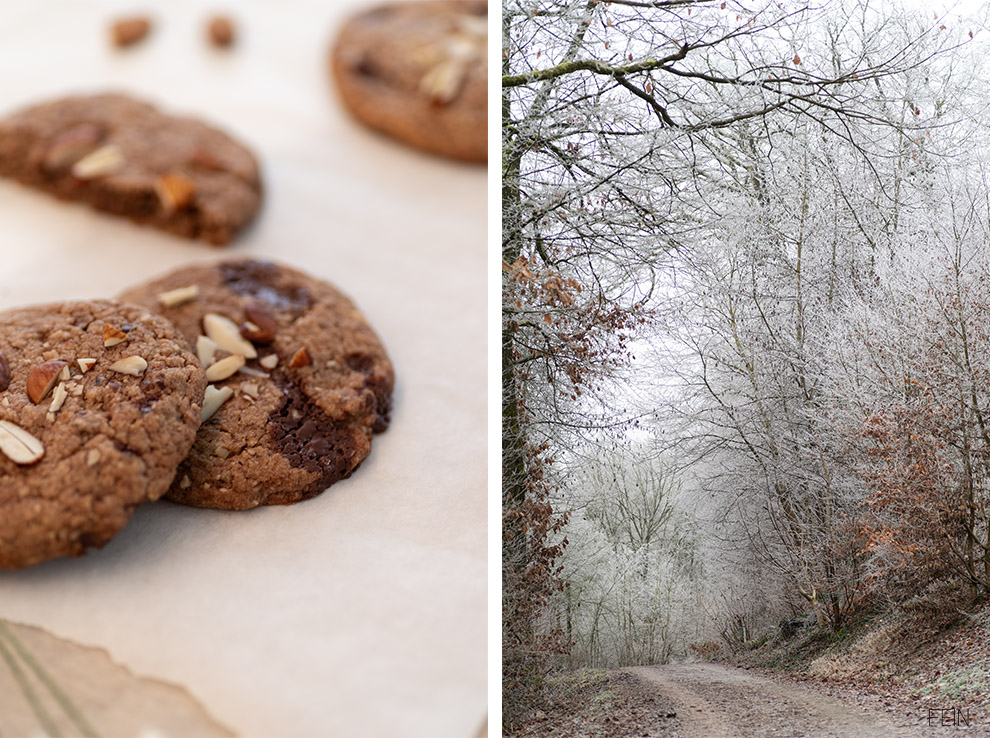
622,664 -> 971,737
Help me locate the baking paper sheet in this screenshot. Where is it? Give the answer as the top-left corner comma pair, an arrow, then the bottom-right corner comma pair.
0,2 -> 487,736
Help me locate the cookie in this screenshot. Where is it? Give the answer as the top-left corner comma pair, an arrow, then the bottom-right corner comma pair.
330,0 -> 487,163
0,300 -> 207,570
0,93 -> 262,245
119,259 -> 395,510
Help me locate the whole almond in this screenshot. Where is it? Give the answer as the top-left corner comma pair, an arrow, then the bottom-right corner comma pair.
43,124 -> 105,172
0,350 -> 10,392
241,303 -> 277,344
0,420 -> 44,465
27,361 -> 68,404
111,17 -> 151,47
156,172 -> 196,213
208,16 -> 235,47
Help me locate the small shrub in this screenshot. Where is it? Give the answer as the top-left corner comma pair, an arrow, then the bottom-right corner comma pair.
689,641 -> 724,660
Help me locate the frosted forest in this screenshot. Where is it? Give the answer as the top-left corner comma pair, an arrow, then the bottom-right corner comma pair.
501,0 -> 990,729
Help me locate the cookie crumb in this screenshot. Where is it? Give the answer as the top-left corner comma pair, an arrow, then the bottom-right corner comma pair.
87,449 -> 101,466
179,474 -> 192,489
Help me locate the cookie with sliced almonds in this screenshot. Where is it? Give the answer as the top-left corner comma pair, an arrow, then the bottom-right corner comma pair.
330,0 -> 487,162
0,300 -> 206,570
0,93 -> 262,245
119,259 -> 395,510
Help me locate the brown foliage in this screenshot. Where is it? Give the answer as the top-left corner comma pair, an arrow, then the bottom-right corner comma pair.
857,389 -> 975,602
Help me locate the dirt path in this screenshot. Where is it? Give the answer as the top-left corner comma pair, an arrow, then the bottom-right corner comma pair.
622,663 -> 985,737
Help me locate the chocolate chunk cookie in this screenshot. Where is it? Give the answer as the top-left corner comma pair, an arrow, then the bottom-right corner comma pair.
0,300 -> 207,570
0,93 -> 262,245
331,0 -> 487,163
119,260 -> 395,510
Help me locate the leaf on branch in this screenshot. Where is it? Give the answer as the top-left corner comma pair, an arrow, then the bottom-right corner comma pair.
793,54 -> 801,65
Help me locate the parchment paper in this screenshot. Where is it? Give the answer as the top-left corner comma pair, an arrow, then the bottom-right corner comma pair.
0,2 -> 487,736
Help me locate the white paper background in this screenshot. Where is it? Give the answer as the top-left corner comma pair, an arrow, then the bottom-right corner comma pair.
0,2 -> 487,736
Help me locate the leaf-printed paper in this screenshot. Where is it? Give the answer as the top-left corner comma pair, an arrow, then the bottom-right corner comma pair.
0,619 -> 233,738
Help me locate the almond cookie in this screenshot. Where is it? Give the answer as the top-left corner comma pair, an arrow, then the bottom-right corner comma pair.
119,259 -> 395,510
0,300 -> 207,570
330,0 -> 487,163
0,93 -> 262,245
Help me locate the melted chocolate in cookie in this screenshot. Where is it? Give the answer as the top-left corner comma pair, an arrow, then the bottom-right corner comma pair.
221,261 -> 313,317
269,377 -> 362,494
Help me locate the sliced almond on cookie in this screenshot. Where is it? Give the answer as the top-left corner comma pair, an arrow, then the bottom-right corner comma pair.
0,420 -> 44,465
196,335 -> 218,367
205,354 -> 245,382
203,313 -> 258,359
103,324 -> 128,347
157,285 -> 200,308
109,356 -> 148,376
201,385 -> 234,422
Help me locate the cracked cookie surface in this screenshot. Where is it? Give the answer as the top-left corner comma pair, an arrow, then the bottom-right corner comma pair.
120,259 -> 395,510
0,93 -> 262,245
0,300 -> 206,569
